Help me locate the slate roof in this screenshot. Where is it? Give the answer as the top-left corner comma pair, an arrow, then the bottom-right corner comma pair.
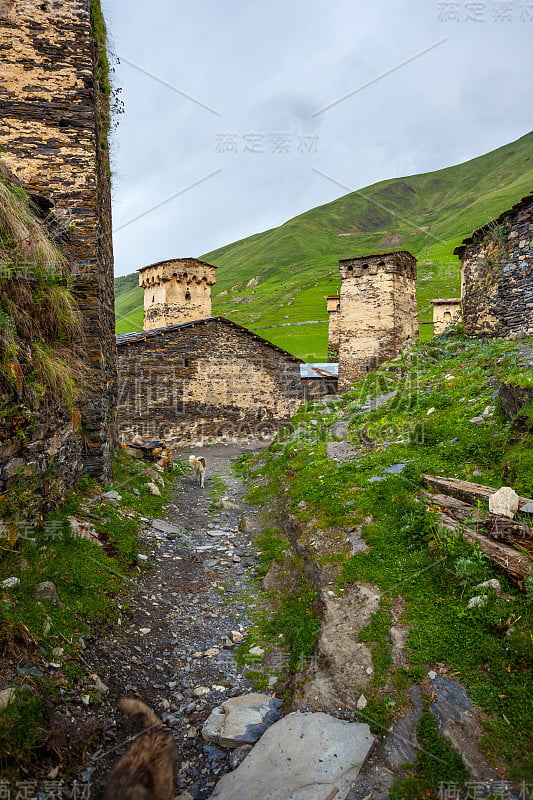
339,250 -> 416,264
137,257 -> 217,273
116,316 -> 303,363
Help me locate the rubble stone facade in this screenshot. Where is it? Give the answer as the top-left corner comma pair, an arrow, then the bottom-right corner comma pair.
116,318 -> 303,445
139,258 -> 217,330
335,251 -> 418,390
455,193 -> 533,338
0,0 -> 117,480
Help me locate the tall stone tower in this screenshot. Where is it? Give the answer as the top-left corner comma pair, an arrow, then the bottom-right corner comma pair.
139,258 -> 217,330
326,294 -> 341,361
336,251 -> 418,390
0,0 -> 117,479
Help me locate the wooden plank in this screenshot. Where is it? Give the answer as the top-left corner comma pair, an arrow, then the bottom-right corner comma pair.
434,510 -> 533,583
422,474 -> 533,507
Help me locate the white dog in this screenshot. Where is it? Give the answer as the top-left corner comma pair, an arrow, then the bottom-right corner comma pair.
189,455 -> 206,488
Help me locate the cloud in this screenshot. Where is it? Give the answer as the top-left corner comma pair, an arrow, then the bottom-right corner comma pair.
104,0 -> 533,276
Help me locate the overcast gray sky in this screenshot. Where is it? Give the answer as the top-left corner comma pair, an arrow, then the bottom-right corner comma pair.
105,0 -> 533,277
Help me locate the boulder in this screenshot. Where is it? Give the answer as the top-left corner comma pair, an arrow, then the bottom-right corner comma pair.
35,581 -> 61,606
208,711 -> 374,800
145,467 -> 165,486
488,486 -> 520,519
202,693 -> 282,748
146,482 -> 161,496
498,382 -> 533,421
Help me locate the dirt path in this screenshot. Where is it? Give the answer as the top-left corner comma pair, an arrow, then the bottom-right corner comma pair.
80,443 -> 264,800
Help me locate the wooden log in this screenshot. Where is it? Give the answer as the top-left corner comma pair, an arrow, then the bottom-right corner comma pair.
422,474 -> 533,508
433,510 -> 533,583
421,492 -> 533,547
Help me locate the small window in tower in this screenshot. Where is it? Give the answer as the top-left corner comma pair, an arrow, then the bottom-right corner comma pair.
347,265 -> 354,272
152,295 -> 155,303
336,303 -> 340,312
444,311 -> 452,322
362,264 -> 369,269
185,290 -> 191,301
378,261 -> 385,267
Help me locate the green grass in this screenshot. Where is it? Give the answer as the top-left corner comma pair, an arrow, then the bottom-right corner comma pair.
241,334 -> 533,780
115,130 -> 533,359
0,451 -> 184,775
389,712 -> 469,799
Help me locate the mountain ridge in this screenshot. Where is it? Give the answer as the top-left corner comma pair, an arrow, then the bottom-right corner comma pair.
115,130 -> 533,360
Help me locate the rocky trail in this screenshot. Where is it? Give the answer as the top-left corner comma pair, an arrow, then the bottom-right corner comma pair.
74,444 -> 265,799
41,435 -> 518,800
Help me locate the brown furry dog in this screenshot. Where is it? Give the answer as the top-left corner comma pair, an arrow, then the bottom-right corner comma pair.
189,454 -> 206,488
102,698 -> 178,800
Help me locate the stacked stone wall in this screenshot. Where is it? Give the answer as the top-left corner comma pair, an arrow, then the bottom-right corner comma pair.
459,197 -> 533,338
0,0 -> 117,480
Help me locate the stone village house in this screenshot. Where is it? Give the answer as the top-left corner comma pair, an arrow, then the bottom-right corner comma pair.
117,259 -> 306,446
455,191 -> 533,338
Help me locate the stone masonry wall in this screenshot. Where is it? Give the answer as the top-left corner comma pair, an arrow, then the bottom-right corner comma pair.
116,318 -> 303,446
458,195 -> 533,338
337,252 -> 418,391
140,259 -> 217,331
326,296 -> 341,361
0,0 -> 117,479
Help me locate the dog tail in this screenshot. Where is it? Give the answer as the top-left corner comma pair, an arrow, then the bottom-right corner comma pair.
117,697 -> 162,729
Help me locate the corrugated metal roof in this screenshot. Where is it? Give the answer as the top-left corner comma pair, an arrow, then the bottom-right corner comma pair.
300,363 -> 339,379
116,317 -> 303,362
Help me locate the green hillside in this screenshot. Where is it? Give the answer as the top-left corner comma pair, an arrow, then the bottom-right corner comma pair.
115,130 -> 533,360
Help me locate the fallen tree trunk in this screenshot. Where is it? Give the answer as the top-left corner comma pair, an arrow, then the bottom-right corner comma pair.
422,474 -> 533,508
430,509 -> 533,584
420,492 -> 533,554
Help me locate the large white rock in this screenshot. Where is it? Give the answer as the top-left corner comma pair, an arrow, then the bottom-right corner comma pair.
208,711 -> 374,800
488,487 -> 520,519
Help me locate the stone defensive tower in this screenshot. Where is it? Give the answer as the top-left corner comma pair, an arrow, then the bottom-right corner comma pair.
0,0 -> 117,479
326,294 -> 341,361
335,251 -> 418,390
139,258 -> 217,330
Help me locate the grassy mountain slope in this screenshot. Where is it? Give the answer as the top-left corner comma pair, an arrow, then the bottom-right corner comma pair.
240,334 -> 533,789
115,131 -> 533,359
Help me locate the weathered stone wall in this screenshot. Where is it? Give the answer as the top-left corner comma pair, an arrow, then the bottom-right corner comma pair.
116,318 -> 303,445
336,252 -> 418,390
0,0 -> 117,479
430,299 -> 462,335
456,194 -> 533,338
139,258 -> 217,330
326,295 -> 341,361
